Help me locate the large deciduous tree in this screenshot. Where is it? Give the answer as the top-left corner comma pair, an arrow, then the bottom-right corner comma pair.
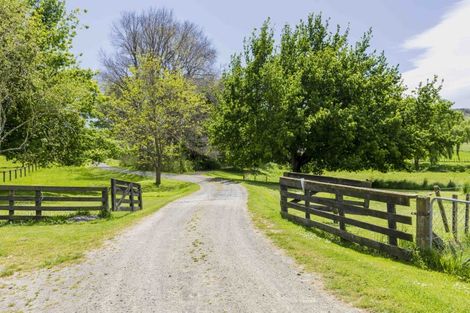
0,0 -> 41,155
107,55 -> 207,185
101,7 -> 217,88
0,0 -> 112,165
211,14 -> 409,172
403,77 -> 463,169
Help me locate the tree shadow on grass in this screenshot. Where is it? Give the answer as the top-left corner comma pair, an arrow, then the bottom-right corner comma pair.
0,212 -> 112,228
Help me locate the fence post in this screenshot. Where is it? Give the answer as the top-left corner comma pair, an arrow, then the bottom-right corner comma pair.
137,184 -> 143,210
8,190 -> 15,221
466,194 -> 469,234
304,189 -> 311,220
416,196 -> 432,250
452,194 -> 458,240
110,179 -> 116,211
387,202 -> 397,245
2,171 -> 5,183
129,183 -> 135,212
336,193 -> 345,230
102,188 -> 109,215
9,170 -> 11,181
35,190 -> 42,220
280,183 -> 288,214
434,186 -> 450,232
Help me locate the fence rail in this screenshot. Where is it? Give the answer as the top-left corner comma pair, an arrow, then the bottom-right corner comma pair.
0,185 -> 109,220
283,172 -> 373,188
1,164 -> 39,183
280,175 -> 417,260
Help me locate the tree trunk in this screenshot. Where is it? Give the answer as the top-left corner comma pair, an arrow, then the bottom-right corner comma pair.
155,154 -> 162,186
414,157 -> 420,171
291,155 -> 303,173
155,167 -> 161,186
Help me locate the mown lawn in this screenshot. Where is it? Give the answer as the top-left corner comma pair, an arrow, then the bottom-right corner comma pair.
207,170 -> 470,313
0,156 -> 20,170
0,166 -> 198,277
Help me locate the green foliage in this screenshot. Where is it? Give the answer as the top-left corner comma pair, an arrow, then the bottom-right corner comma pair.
105,55 -> 207,184
371,178 -> 458,191
211,14 -> 410,172
0,0 -> 110,165
212,14 -> 465,173
402,77 -> 463,169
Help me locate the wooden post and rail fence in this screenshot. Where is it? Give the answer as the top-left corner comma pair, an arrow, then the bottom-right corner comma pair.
1,163 -> 39,183
0,178 -> 143,221
280,172 -> 434,260
0,185 -> 109,220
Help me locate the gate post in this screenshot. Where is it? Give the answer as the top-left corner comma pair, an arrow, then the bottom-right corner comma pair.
110,179 -> 116,211
416,196 -> 432,250
129,183 -> 135,212
102,188 -> 110,215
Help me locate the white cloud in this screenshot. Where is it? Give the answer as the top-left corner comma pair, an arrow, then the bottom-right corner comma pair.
402,0 -> 470,107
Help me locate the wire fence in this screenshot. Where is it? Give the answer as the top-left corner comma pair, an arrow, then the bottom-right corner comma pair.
431,194 -> 470,256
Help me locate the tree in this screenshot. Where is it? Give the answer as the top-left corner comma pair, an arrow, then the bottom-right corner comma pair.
403,77 -> 463,169
0,0 -> 42,155
211,14 -> 409,173
101,7 -> 217,88
108,55 -> 207,185
0,0 -> 111,165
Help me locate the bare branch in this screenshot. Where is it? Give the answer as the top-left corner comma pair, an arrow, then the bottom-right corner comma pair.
101,7 -> 217,87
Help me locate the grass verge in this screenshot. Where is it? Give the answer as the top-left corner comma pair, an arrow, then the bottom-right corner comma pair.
0,166 -> 198,277
207,170 -> 470,313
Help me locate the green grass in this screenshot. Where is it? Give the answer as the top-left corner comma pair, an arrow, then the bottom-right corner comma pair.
440,143 -> 470,163
0,155 -> 20,170
207,170 -> 470,313
0,166 -> 198,277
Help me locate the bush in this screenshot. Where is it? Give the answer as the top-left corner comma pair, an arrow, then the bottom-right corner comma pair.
371,179 -> 459,191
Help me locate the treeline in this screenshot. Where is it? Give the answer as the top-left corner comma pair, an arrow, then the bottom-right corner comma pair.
1,1 -> 468,184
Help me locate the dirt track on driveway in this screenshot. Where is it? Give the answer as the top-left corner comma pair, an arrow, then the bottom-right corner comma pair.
0,170 -> 360,312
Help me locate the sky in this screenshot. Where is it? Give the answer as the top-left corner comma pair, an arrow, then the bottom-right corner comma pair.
66,0 -> 470,108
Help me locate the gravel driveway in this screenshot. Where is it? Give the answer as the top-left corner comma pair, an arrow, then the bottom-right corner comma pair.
0,171 -> 360,313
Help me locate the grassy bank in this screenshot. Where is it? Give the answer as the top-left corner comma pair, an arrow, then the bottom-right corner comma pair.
207,170 -> 470,313
0,166 -> 198,277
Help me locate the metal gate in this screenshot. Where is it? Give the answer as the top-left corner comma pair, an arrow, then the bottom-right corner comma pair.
430,190 -> 469,250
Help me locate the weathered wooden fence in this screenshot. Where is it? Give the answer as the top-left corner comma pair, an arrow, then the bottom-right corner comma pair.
280,175 -> 419,259
110,179 -> 143,211
0,185 -> 109,220
1,164 -> 39,183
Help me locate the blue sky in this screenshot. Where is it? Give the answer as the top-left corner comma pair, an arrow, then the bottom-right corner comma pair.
67,0 -> 470,108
